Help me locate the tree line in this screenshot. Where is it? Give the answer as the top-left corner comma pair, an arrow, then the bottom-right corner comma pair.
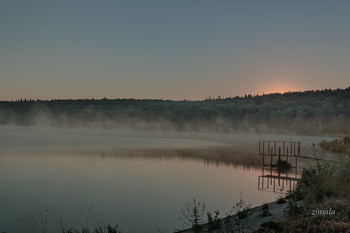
0,87 -> 349,134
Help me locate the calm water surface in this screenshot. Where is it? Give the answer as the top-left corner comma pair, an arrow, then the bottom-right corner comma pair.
0,126 -> 333,233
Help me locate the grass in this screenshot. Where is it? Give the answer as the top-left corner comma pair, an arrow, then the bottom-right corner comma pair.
177,193 -> 252,233
1,225 -> 123,233
231,192 -> 252,220
255,155 -> 350,232
1,208 -> 124,233
320,138 -> 350,154
63,225 -> 123,233
256,199 -> 350,233
207,210 -> 221,232
294,157 -> 350,203
259,204 -> 271,218
180,198 -> 206,233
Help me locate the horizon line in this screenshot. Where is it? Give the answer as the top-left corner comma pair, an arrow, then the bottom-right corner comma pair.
1,87 -> 348,102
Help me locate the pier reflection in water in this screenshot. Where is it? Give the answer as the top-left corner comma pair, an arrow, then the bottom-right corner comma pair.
258,168 -> 299,194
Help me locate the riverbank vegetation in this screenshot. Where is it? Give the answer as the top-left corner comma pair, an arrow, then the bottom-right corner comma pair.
62,225 -> 123,233
177,194 -> 252,233
1,87 -> 349,134
177,156 -> 350,233
256,157 -> 350,232
1,225 -> 123,233
320,138 -> 350,155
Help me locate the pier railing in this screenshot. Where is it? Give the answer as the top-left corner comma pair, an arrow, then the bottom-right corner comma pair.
259,140 -> 301,157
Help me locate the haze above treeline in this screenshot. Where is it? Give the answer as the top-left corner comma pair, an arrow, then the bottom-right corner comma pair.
0,87 -> 349,135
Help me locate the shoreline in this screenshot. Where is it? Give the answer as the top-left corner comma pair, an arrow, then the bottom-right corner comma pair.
176,200 -> 292,233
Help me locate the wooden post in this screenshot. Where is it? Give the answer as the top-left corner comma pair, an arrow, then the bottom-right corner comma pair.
281,177 -> 284,190
262,154 -> 265,167
278,175 -> 281,186
263,141 -> 265,154
270,154 -> 273,174
293,142 -> 296,156
289,180 -> 292,191
278,147 -> 281,162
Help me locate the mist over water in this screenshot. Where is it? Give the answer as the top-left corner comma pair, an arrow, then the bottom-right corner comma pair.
2,89 -> 349,135
0,125 -> 334,232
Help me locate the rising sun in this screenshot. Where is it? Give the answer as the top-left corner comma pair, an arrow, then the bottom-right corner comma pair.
264,84 -> 299,94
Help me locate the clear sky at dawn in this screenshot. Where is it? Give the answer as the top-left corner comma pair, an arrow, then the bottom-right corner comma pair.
1,1 -> 350,100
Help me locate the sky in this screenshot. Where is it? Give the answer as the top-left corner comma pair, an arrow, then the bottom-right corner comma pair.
1,1 -> 350,100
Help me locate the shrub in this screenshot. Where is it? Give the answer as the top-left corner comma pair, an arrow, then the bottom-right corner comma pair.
294,159 -> 337,204
231,193 -> 251,220
207,210 -> 221,231
180,198 -> 206,232
258,221 -> 282,232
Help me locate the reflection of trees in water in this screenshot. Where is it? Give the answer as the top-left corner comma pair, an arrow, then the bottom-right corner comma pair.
77,146 -> 262,169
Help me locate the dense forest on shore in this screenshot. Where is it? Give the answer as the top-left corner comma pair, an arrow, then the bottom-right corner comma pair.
0,87 -> 349,134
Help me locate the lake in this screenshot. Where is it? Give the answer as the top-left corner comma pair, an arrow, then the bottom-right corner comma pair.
0,126 -> 333,233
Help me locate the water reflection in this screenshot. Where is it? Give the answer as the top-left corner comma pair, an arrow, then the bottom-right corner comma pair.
0,127 -> 330,233
95,146 -> 262,169
258,168 -> 299,194
0,147 -> 274,233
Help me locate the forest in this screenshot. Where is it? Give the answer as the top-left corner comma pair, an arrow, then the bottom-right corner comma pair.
0,87 -> 349,134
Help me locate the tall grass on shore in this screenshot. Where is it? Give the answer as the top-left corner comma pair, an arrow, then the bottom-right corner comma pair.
1,224 -> 123,233
1,208 -> 124,233
180,198 -> 206,233
177,193 -> 251,233
257,156 -> 350,232
319,138 -> 350,155
293,157 -> 350,204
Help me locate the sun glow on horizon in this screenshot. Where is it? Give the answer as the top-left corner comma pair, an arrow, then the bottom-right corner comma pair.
261,83 -> 301,95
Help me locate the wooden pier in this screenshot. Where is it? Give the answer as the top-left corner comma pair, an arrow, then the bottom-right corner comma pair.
259,140 -> 301,173
258,140 -> 301,194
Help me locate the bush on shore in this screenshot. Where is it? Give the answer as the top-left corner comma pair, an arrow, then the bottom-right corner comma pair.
256,156 -> 350,233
